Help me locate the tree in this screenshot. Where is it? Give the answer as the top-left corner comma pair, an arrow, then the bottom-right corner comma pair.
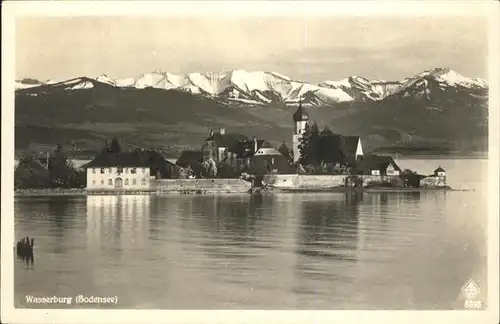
110,137 -> 122,154
298,122 -> 311,165
320,126 -> 334,137
278,141 -> 293,163
296,163 -> 306,174
48,145 -> 74,187
14,155 -> 51,189
217,162 -> 239,178
201,157 -> 217,178
307,122 -> 320,165
101,141 -> 110,153
318,127 -> 334,163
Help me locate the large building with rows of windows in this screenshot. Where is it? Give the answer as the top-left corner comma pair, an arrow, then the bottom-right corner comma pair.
84,149 -> 178,190
87,165 -> 151,190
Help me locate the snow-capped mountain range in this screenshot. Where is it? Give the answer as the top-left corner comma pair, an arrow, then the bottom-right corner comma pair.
15,68 -> 488,107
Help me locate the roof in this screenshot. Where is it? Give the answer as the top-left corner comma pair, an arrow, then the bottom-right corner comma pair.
15,157 -> 51,187
292,102 -> 309,122
16,157 -> 48,172
342,136 -> 360,157
434,167 -> 446,172
229,139 -> 274,159
205,132 -> 249,148
248,153 -> 294,175
84,149 -> 172,168
355,155 -> 401,174
176,150 -> 202,168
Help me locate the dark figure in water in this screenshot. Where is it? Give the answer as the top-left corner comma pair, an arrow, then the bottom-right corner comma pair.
15,236 -> 34,266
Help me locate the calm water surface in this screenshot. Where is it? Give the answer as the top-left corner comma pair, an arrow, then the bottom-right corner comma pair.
14,159 -> 488,309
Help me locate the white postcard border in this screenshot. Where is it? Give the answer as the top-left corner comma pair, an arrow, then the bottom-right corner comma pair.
2,1 -> 499,324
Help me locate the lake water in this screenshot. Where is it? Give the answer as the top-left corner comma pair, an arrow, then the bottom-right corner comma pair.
14,159 -> 489,309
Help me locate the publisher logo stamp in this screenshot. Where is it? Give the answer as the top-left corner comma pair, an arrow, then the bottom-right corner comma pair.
461,279 -> 483,309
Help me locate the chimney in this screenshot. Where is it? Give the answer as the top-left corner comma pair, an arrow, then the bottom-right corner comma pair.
209,129 -> 214,137
219,128 -> 226,135
253,136 -> 258,153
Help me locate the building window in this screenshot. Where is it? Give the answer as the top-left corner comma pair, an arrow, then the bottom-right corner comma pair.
132,179 -> 137,185
108,168 -> 112,173
125,168 -> 128,174
125,179 -> 129,185
141,179 -> 146,186
271,158 -> 275,164
108,179 -> 113,186
117,167 -> 123,174
131,168 -> 136,174
92,168 -> 96,174
101,179 -> 104,185
92,180 -> 96,185
371,170 -> 381,176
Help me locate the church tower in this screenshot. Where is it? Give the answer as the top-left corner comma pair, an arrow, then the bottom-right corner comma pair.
292,99 -> 309,162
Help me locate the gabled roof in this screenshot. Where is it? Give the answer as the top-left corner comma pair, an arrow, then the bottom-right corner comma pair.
434,167 -> 446,172
205,132 -> 249,148
14,157 -> 51,187
176,150 -> 202,168
355,155 -> 401,174
85,152 -> 147,168
229,139 -> 274,159
15,156 -> 48,172
342,136 -> 360,157
84,149 -> 173,168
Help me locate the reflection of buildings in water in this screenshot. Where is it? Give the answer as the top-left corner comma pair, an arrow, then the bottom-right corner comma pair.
296,193 -> 360,258
268,193 -> 304,295
294,193 -> 361,289
46,197 -> 82,231
403,191 -> 422,200
182,195 -> 267,272
380,192 -> 389,208
189,195 -> 258,239
33,197 -> 83,254
364,193 -> 389,215
86,195 -> 150,252
147,196 -> 183,241
356,191 -> 424,271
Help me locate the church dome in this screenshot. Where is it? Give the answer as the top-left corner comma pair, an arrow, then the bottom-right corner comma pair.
293,103 -> 309,122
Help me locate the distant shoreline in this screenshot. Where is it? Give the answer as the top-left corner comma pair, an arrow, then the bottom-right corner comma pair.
371,148 -> 487,159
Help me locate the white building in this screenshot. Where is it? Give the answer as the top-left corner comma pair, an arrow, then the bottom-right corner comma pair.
85,152 -> 152,190
292,101 -> 310,162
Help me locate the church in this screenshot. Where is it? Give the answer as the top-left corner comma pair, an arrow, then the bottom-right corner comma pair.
291,100 -> 364,166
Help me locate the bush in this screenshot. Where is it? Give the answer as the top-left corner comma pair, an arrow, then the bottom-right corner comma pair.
201,158 -> 217,178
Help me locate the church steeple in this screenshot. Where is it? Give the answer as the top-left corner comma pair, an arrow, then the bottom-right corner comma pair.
293,98 -> 309,122
292,97 -> 309,162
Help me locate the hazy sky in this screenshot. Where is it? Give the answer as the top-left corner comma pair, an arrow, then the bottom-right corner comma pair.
16,16 -> 488,83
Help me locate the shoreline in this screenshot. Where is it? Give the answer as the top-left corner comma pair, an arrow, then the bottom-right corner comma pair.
257,186 -> 458,193
14,186 -> 470,197
14,188 -> 249,196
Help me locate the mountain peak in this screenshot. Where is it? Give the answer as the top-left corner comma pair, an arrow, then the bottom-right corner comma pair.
416,68 -> 487,88
15,68 -> 487,106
